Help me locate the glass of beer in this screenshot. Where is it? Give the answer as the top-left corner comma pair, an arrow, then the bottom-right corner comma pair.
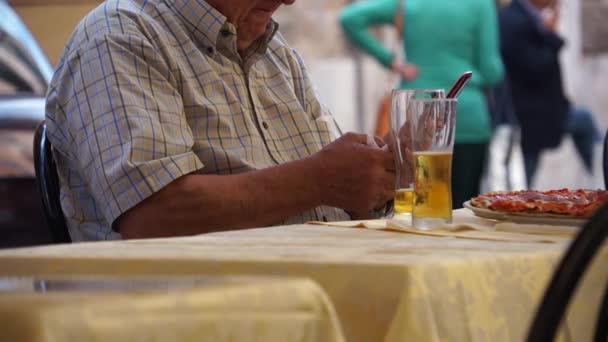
389,89 -> 444,221
409,98 -> 457,229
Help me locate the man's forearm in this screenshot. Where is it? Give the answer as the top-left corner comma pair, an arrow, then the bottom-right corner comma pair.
116,156 -> 324,239
117,132 -> 396,239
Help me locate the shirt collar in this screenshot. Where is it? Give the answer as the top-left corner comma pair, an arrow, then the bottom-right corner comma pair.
164,0 -> 279,58
240,21 -> 279,60
164,0 -> 226,53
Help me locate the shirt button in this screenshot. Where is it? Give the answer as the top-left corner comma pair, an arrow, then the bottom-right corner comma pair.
262,121 -> 269,129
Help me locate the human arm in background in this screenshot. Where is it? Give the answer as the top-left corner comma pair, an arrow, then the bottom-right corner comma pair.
51,33 -> 395,239
476,0 -> 504,87
540,0 -> 560,32
339,0 -> 417,81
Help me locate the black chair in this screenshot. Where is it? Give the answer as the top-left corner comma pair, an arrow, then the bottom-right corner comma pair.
595,286 -> 608,342
603,129 -> 608,189
527,200 -> 608,342
33,121 -> 71,243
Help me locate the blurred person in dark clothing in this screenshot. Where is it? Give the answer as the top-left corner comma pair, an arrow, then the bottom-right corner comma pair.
499,0 -> 601,187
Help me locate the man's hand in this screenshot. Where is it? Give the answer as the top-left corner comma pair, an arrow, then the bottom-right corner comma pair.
383,125 -> 414,187
391,59 -> 419,81
541,4 -> 559,32
312,133 -> 395,216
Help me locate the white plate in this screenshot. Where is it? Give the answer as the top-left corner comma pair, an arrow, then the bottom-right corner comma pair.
463,201 -> 587,227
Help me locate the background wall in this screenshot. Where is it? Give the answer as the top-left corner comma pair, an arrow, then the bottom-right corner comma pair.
12,2 -> 99,65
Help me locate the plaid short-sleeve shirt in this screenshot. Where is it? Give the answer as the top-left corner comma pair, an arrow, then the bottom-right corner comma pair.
46,0 -> 349,241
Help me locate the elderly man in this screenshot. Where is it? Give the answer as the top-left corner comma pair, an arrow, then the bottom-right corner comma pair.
45,0 -> 395,241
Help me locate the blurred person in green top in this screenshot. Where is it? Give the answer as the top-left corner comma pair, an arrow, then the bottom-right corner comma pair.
339,0 -> 504,208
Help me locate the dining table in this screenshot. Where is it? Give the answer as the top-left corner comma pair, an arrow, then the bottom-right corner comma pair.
0,208 -> 606,342
0,275 -> 344,342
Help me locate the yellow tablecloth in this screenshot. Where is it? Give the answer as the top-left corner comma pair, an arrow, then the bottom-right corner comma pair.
0,276 -> 345,342
0,209 -> 606,342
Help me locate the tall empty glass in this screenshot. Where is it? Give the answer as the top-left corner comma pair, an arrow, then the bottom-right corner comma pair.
409,98 -> 457,229
389,89 -> 444,221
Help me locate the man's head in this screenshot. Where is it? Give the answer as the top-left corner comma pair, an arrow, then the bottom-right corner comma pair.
206,0 -> 295,51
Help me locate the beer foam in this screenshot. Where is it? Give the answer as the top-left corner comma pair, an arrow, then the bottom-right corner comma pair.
413,150 -> 452,156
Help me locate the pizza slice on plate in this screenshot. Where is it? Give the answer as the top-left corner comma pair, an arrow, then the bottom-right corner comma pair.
470,188 -> 608,217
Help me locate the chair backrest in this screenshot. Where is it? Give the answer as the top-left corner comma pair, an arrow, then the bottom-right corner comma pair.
595,286 -> 608,342
33,121 -> 71,243
526,200 -> 608,342
603,129 -> 607,189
